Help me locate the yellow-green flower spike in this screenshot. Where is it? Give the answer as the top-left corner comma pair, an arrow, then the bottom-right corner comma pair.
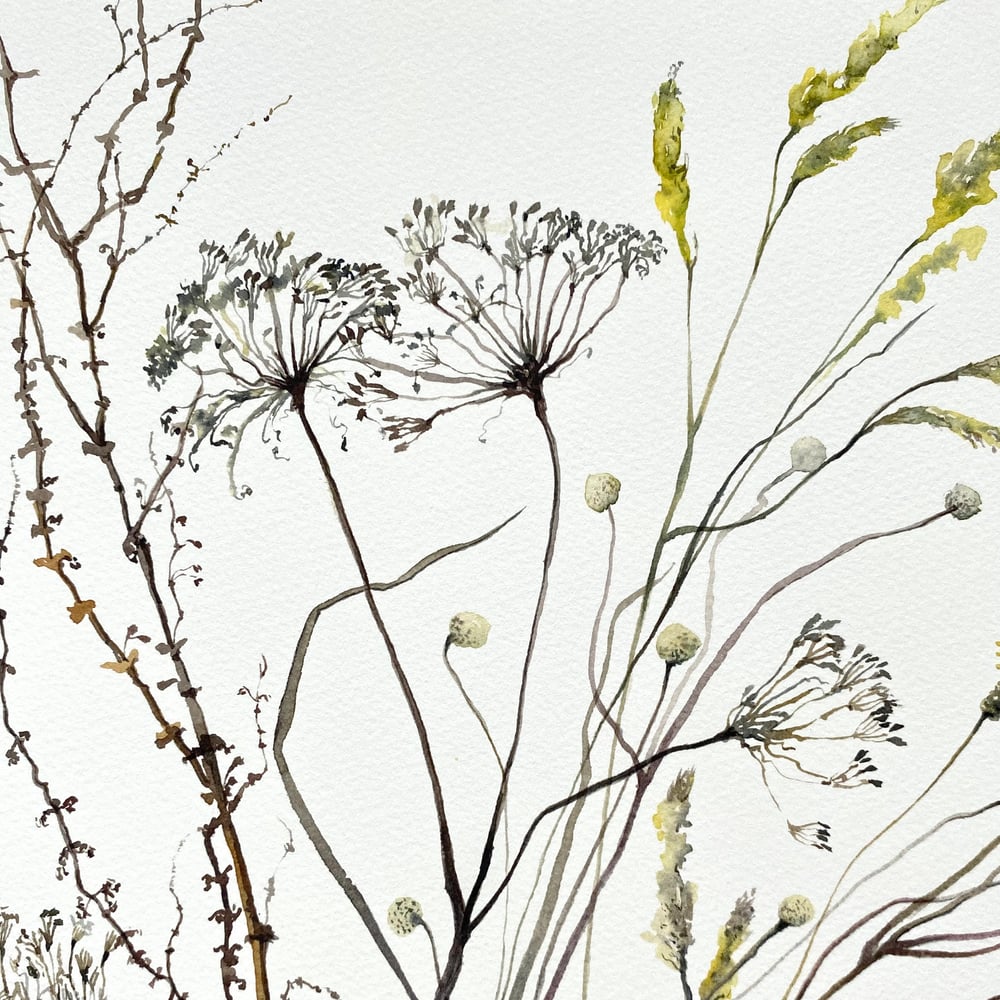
831,227 -> 987,368
922,133 -> 1000,242
652,72 -> 692,265
788,0 -> 946,131
791,118 -> 898,186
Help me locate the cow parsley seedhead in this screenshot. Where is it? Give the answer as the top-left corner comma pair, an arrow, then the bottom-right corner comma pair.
730,614 -> 904,790
145,231 -> 399,496
371,200 -> 664,449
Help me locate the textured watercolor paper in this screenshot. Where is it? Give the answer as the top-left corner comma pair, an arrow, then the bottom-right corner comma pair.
1,4 -> 999,999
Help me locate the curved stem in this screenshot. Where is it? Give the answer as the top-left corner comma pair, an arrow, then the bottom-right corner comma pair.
293,396 -> 464,938
785,713 -> 987,999
462,391 -> 562,926
273,517 -> 517,1000
420,920 -> 443,986
470,729 -> 733,932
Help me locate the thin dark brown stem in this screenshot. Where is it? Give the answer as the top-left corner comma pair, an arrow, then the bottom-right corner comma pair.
273,512 -> 519,1000
470,728 -> 733,932
293,395 -> 464,931
459,391 -> 563,952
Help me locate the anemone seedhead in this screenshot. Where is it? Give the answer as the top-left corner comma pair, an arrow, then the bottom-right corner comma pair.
778,895 -> 815,927
387,897 -> 423,936
585,473 -> 621,513
790,436 -> 827,473
655,623 -> 702,666
448,612 -> 491,649
945,483 -> 982,520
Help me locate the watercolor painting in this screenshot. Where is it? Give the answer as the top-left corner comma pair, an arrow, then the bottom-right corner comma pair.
2,2 -> 999,998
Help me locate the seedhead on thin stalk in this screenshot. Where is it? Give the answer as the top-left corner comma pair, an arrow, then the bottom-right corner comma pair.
145,231 -> 399,495
730,615 -> 905,792
584,472 -> 621,513
372,199 -> 664,449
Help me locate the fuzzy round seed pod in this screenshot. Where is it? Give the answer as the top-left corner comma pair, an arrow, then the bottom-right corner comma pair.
387,897 -> 423,936
585,473 -> 621,513
778,894 -> 815,927
654,623 -> 702,666
790,436 -> 827,473
981,682 -> 1000,721
448,612 -> 491,649
945,483 -> 982,520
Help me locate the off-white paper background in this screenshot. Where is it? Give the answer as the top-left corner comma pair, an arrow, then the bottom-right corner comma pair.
2,3 -> 999,998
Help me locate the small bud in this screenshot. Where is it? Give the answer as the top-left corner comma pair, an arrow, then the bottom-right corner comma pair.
981,682 -> 1000,721
387,897 -> 423,936
71,918 -> 92,943
448,612 -> 491,649
585,473 -> 621,513
654,623 -> 701,666
945,483 -> 982,520
778,894 -> 815,927
790,436 -> 827,473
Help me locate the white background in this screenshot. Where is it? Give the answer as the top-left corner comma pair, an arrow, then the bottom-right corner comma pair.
2,2 -> 1000,998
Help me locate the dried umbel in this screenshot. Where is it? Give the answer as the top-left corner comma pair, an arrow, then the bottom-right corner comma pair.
789,435 -> 827,473
730,615 -> 904,791
778,894 -> 815,927
655,623 -> 702,666
146,231 -> 399,495
448,612 -> 491,649
373,199 -> 664,449
387,897 -> 423,936
585,473 -> 621,513
945,483 -> 982,520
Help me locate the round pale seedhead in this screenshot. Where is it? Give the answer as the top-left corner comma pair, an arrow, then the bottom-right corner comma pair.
448,612 -> 491,649
981,682 -> 1000,721
790,436 -> 827,473
585,473 -> 621,513
945,483 -> 982,521
387,897 -> 423,936
778,894 -> 815,927
654,623 -> 702,666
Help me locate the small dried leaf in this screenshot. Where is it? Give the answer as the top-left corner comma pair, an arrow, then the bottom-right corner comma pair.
101,648 -> 138,673
154,722 -> 184,748
67,600 -> 96,624
33,549 -> 72,571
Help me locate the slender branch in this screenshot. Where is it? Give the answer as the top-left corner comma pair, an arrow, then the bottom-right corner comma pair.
292,395 -> 465,930
273,510 -> 519,1000
463,391 -> 562,924
470,728 -> 733,932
